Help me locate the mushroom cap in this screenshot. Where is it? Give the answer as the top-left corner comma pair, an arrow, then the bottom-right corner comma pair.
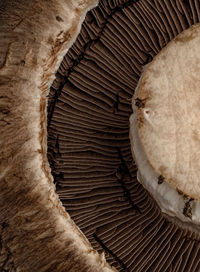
2,0 -> 200,271
0,0 -> 117,271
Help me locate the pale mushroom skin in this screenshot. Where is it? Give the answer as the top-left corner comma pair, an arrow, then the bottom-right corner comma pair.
0,0 -> 117,271
130,23 -> 200,234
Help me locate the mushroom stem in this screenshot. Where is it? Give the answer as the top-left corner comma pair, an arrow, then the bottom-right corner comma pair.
0,0 -> 117,271
130,23 -> 200,236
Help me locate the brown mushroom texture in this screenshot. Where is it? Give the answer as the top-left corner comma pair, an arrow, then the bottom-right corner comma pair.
0,0 -> 117,271
47,0 -> 200,272
1,0 -> 200,272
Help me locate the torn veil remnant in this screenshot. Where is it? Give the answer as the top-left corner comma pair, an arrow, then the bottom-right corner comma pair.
130,23 -> 200,233
0,0 -> 118,271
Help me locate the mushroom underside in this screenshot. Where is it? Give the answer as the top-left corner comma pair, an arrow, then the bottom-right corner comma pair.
0,1 -> 116,271
47,0 -> 200,272
1,0 -> 200,272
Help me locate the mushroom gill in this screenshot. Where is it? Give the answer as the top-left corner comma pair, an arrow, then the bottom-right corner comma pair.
47,0 -> 200,272
1,0 -> 200,272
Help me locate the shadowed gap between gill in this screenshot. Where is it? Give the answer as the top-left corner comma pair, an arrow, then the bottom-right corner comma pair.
50,135 -> 63,185
92,148 -> 141,271
93,233 -> 129,272
47,0 -> 140,129
113,93 -> 119,113
117,148 -> 141,214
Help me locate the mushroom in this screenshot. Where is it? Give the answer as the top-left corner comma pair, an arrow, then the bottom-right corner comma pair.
47,1 -> 200,271
0,0 -> 117,271
130,23 -> 200,234
2,0 -> 200,271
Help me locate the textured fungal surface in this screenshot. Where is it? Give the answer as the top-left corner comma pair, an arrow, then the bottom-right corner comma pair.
47,0 -> 200,271
130,24 -> 200,230
0,0 -> 117,272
